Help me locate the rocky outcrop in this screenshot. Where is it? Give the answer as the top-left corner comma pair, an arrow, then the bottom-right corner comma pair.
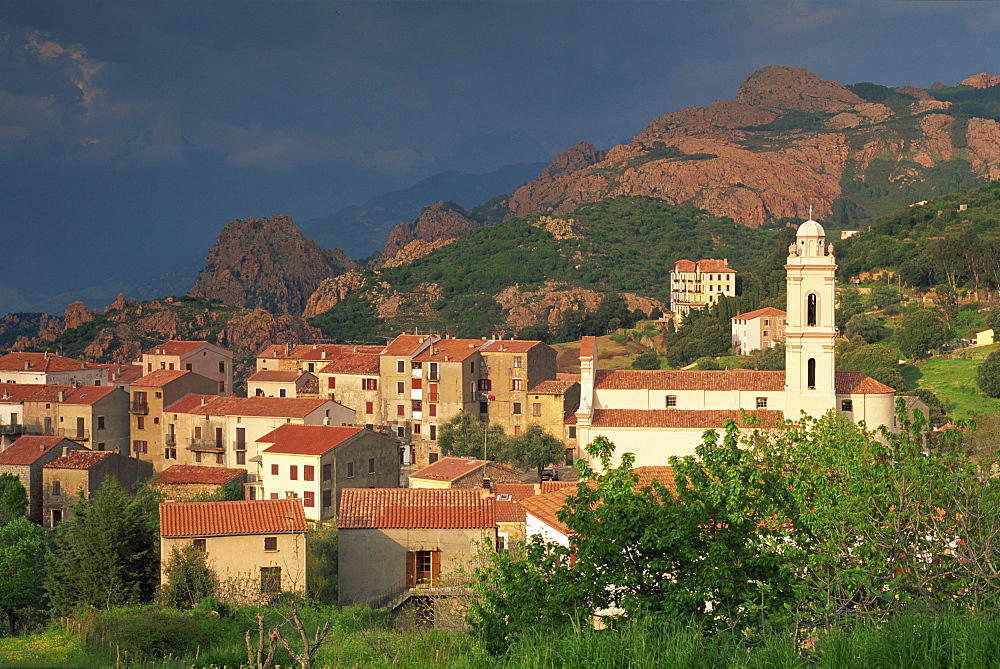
62,301 -> 95,330
960,73 -> 1000,89
494,281 -> 666,332
189,214 -> 358,315
302,271 -> 369,318
373,202 -> 481,268
734,65 -> 864,112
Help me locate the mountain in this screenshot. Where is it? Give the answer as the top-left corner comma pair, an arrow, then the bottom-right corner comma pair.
299,162 -> 548,260
189,214 -> 359,315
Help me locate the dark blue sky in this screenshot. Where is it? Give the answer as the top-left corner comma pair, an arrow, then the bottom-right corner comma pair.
1,1 -> 998,313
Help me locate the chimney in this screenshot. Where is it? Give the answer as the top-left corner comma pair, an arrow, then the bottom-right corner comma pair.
353,346 -> 358,353
323,416 -> 330,425
58,390 -> 66,402
321,351 -> 327,359
200,397 -> 207,406
24,361 -> 30,370
285,343 -> 292,356
62,446 -> 70,457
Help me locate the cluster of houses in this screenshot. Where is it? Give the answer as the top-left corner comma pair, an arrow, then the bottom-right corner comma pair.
0,218 -> 913,626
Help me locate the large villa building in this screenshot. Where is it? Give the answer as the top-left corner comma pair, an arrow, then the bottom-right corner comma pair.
575,219 -> 897,467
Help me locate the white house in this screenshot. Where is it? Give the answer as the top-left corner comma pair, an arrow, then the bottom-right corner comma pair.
731,307 -> 786,355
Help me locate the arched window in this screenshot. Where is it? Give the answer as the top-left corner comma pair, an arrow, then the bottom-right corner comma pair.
807,294 -> 817,327
807,358 -> 816,390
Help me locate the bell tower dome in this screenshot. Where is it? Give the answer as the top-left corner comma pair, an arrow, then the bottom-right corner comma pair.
784,217 -> 837,419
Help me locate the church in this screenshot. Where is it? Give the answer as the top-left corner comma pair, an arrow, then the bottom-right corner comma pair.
574,218 -> 897,467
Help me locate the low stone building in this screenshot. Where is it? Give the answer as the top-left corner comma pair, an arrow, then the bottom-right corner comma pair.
42,450 -> 153,527
407,457 -> 522,489
0,436 -> 84,522
152,465 -> 248,502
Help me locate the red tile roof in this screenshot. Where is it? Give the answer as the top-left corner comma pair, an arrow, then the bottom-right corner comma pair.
494,499 -> 525,523
0,383 -> 51,403
155,465 -> 246,485
673,259 -> 696,272
0,436 -> 72,465
492,483 -> 539,502
143,341 -> 211,357
479,340 -> 543,353
409,457 -> 521,483
382,334 -> 436,356
339,488 -> 495,529
529,379 -> 579,395
733,307 -> 786,321
633,466 -> 677,491
412,339 -> 481,362
248,370 -> 310,383
557,373 -> 581,382
540,481 -> 577,494
160,498 -> 306,537
44,450 -> 113,470
0,352 -> 96,373
62,386 -> 118,405
595,369 -> 785,392
835,371 -> 896,394
258,424 -> 364,455
696,259 -> 734,273
190,396 -> 332,418
164,394 -> 218,414
520,485 -> 582,536
133,369 -> 196,387
591,409 -> 784,429
318,354 -> 381,375
100,364 -> 145,384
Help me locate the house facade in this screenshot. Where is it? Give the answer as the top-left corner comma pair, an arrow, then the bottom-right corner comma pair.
0,352 -> 108,386
0,436 -> 85,522
129,370 -> 220,471
247,370 -> 317,398
42,450 -> 153,528
669,259 -> 737,322
138,340 -> 234,396
731,307 -> 787,355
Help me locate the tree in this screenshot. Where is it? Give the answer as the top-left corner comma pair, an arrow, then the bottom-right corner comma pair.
836,285 -> 864,328
46,478 -> 159,614
592,293 -> 631,333
839,342 -> 904,390
306,525 -> 337,605
977,349 -> 1000,398
438,411 -> 509,461
870,283 -> 902,311
740,343 -> 785,370
503,425 -> 565,482
896,309 -> 949,360
160,545 -> 216,609
844,313 -> 886,343
0,516 -> 47,636
631,349 -> 660,370
0,475 -> 28,526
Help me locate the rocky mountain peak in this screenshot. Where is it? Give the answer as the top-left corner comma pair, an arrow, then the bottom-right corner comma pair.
735,65 -> 864,112
960,72 -> 1000,89
538,141 -> 606,181
373,202 -> 481,268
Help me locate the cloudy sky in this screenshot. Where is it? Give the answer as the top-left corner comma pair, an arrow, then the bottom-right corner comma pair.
1,1 -> 998,312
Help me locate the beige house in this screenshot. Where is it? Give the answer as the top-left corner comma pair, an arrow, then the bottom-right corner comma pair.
0,352 -> 108,386
477,340 -> 558,438
731,307 -> 787,355
42,449 -> 153,528
0,436 -> 85,522
159,499 -> 307,600
338,488 -> 496,624
669,259 -> 736,322
152,464 -> 248,502
256,343 -> 385,375
257,424 -> 400,519
0,384 -> 52,448
408,457 -> 522,489
130,369 -> 220,471
20,385 -> 130,455
316,352 -> 384,427
525,375 -> 581,449
247,370 -> 317,398
138,340 -> 234,396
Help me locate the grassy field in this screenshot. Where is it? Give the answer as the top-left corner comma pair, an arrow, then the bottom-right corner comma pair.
903,343 -> 1000,421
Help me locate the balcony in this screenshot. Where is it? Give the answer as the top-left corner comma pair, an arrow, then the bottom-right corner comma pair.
57,428 -> 90,441
187,441 -> 225,453
129,402 -> 149,414
165,433 -> 176,446
0,424 -> 24,436
234,440 -> 247,451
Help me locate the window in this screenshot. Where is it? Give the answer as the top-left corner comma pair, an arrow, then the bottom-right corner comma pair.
328,377 -> 336,389
808,358 -> 817,389
132,440 -> 147,455
470,362 -> 475,373
764,319 -> 770,326
407,550 -> 440,587
261,567 -> 281,594
480,401 -> 488,414
264,536 -> 278,551
429,404 -> 436,417
397,426 -> 406,438
368,458 -> 375,474
513,402 -> 522,415
569,426 -> 577,439
477,379 -> 491,391
219,361 -> 226,373
514,425 -> 522,436
279,388 -> 287,398
193,538 -> 206,552
365,401 -> 374,414
290,466 -> 298,480
429,452 -> 439,464
510,379 -> 523,391
429,383 -> 439,402
413,423 -> 421,435
412,400 -> 422,413
397,404 -> 405,416
666,395 -> 677,407
271,464 -> 279,476
136,416 -> 144,430
842,399 -> 854,412
411,361 -> 422,370
195,451 -> 202,463
756,397 -> 768,408
322,490 -> 332,507
362,378 -> 378,391
186,363 -> 192,371
346,461 -> 355,478
428,362 -> 439,380
97,415 -> 105,430
51,508 -> 62,527
397,381 -> 405,394
194,426 -> 202,440
304,465 -> 315,481
397,360 -> 406,373
236,451 -> 246,465
322,463 -> 332,481
763,330 -> 769,337
304,491 -> 315,508
411,378 -> 422,390
532,403 -> 542,417
429,424 -> 437,440
807,294 -> 818,327
215,453 -> 224,465
307,363 -> 315,373
513,356 -> 522,368
52,480 -> 61,496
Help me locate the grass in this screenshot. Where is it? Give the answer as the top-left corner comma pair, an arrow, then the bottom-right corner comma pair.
902,343 -> 1000,420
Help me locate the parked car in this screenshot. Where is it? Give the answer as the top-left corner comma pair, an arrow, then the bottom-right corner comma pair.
540,468 -> 559,481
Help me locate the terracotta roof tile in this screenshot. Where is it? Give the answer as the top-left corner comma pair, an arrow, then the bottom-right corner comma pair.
732,307 -> 786,321
0,436 -> 73,465
160,499 -> 306,537
318,354 -> 381,375
540,481 -> 577,494
633,466 -> 677,491
595,369 -> 785,392
143,341 -> 210,356
0,352 -> 95,373
492,483 -> 539,501
339,488 -> 495,529
409,457 -> 520,483
494,499 -> 525,523
591,409 -> 784,429
99,364 -> 145,384
133,369 -> 196,387
556,373 -> 581,383
164,394 -> 219,413
62,386 -> 117,405
696,259 -> 735,273
248,370 -> 310,383
479,340 -> 543,353
412,339 -> 481,362
44,450 -> 114,469
0,383 -> 51,403
155,465 -> 246,485
258,424 -> 364,455
382,334 -> 436,356
529,379 -> 579,395
673,259 -> 697,272
190,396 -> 332,418
20,385 -> 73,403
521,485 -> 582,536
835,371 -> 896,394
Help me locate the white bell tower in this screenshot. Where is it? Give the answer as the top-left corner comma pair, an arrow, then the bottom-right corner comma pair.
784,217 -> 837,420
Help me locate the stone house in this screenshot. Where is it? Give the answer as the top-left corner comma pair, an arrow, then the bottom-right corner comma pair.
256,424 -> 401,519
0,352 -> 108,386
152,464 -> 248,502
316,352 -> 384,428
130,369 -> 220,471
256,343 -> 385,375
21,385 -> 130,455
137,340 -> 234,396
42,449 -> 153,528
407,457 -> 522,490
0,436 -> 84,522
731,307 -> 787,355
247,370 -> 317,398
159,498 -> 307,600
338,488 -> 496,626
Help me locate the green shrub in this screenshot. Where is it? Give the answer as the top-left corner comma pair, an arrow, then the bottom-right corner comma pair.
98,610 -> 213,659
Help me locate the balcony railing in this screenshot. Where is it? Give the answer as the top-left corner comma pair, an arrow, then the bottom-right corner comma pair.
0,424 -> 24,436
129,402 -> 149,414
165,433 -> 176,446
234,441 -> 247,451
187,441 -> 225,453
56,428 -> 90,441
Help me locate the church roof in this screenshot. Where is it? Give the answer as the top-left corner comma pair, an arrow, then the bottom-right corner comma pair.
595,369 -> 785,392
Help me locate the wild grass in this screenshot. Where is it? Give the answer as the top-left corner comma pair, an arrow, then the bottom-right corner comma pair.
903,344 -> 1000,420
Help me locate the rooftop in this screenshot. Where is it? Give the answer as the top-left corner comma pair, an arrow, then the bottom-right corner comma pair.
155,465 -> 246,485
190,396 -> 333,418
595,369 -> 786,392
258,424 -> 364,455
44,450 -> 114,470
479,340 -> 543,354
733,307 -> 787,321
409,457 -> 518,483
318,354 -> 381,375
339,488 -> 495,529
133,369 -> 197,387
591,408 -> 784,429
0,436 -> 73,465
160,498 -> 306,537
411,339 -> 482,363
0,352 -> 96,373
143,340 -> 214,357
